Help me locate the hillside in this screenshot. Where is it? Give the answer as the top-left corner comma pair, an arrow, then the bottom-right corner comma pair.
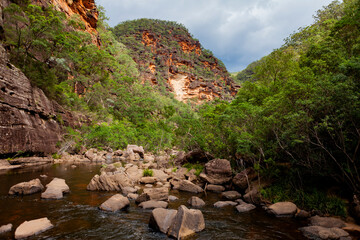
112,19 -> 238,102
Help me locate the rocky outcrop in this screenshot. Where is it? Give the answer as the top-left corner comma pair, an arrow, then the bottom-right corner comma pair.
9,178 -> 44,195
99,194 -> 130,212
114,19 -> 238,103
14,218 -> 53,239
200,159 -> 232,184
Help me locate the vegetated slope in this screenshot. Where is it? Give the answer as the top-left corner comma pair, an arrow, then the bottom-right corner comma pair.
112,19 -> 238,102
191,0 -> 360,214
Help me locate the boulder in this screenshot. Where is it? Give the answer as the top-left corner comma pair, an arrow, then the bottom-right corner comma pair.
0,224 -> 12,234
310,216 -> 346,228
172,168 -> 188,180
185,169 -> 197,182
99,194 -> 130,212
41,178 -> 69,199
143,154 -> 155,162
125,165 -> 143,183
149,208 -> 178,234
206,184 -> 225,192
200,159 -> 232,184
143,187 -> 169,201
232,168 -> 257,190
135,193 -> 150,204
126,145 -> 144,159
221,191 -> 242,200
139,200 -> 168,209
122,186 -> 138,196
86,172 -> 133,191
14,218 -> 53,239
236,203 -> 256,213
127,193 -> 139,200
168,195 -> 179,201
9,178 -> 44,195
187,196 -> 205,208
152,169 -> 169,182
140,177 -> 157,184
300,226 -> 350,240
176,180 -> 203,193
268,202 -> 297,217
168,205 -> 205,239
214,201 -> 237,208
243,188 -> 262,205
145,184 -> 153,188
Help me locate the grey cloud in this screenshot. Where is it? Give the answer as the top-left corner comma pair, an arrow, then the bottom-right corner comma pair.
95,0 -> 335,72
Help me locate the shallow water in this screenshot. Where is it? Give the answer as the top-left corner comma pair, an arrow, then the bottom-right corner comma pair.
0,163 -> 307,239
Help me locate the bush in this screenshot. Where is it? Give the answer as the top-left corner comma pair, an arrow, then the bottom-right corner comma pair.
143,169 -> 153,177
183,163 -> 204,177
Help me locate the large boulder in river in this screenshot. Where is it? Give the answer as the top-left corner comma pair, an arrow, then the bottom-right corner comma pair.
232,168 -> 257,190
168,205 -> 205,239
87,172 -> 133,191
99,194 -> 130,212
149,208 -> 178,234
9,178 -> 44,195
14,218 -> 53,239
200,159 -> 232,184
143,187 -> 169,201
41,178 -> 69,199
268,202 -> 297,217
300,226 -> 350,240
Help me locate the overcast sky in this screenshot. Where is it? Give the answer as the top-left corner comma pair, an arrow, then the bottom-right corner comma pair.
95,0 -> 335,72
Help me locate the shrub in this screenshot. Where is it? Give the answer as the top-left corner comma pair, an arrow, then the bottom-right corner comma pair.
183,163 -> 204,177
143,168 -> 153,177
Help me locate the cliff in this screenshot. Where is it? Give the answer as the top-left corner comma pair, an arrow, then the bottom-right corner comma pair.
113,19 -> 239,102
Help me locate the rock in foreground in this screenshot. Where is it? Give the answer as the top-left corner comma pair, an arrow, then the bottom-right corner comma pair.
9,178 -> 44,195
15,218 -> 53,239
168,205 -> 205,239
41,178 -> 69,199
149,208 -> 178,234
99,194 -> 130,212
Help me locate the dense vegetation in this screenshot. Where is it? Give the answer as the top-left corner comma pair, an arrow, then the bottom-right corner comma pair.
2,0 -> 360,216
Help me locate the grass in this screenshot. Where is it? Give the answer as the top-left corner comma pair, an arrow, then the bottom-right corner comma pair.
143,168 -> 154,177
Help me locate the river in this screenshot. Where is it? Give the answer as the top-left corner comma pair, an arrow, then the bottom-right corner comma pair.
0,163 -> 307,239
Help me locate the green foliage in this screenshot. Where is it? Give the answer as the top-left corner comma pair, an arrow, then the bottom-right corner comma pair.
261,182 -> 347,217
183,163 -> 204,176
52,153 -> 61,159
143,168 -> 154,177
113,162 -> 121,168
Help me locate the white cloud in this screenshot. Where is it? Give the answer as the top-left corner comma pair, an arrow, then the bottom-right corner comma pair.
95,0 -> 335,72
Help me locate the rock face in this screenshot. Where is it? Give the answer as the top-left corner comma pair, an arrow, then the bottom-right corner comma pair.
168,205 -> 205,239
14,217 -> 53,239
9,178 -> 44,195
187,196 -> 205,208
0,44 -> 61,157
200,159 -> 232,184
99,194 -> 130,212
268,202 -> 297,217
149,208 -> 178,234
113,19 -> 238,103
41,178 -> 69,199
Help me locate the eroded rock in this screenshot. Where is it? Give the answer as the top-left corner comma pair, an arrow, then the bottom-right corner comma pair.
187,196 -> 205,208
9,178 -> 44,195
41,178 -> 69,199
143,187 -> 169,201
200,159 -> 232,184
99,194 -> 130,212
232,168 -> 257,190
14,218 -> 53,239
149,208 -> 178,234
